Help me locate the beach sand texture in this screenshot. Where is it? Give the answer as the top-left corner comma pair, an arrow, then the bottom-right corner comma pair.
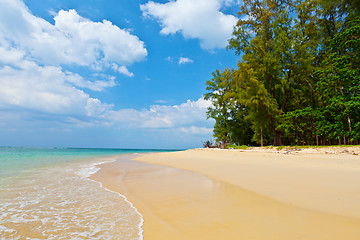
91,148 -> 360,240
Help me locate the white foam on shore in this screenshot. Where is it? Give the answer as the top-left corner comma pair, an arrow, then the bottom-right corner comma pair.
78,154 -> 144,240
0,154 -> 145,239
76,160 -> 112,178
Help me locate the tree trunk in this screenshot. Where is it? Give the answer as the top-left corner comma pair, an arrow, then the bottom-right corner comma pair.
302,132 -> 305,145
273,131 -> 283,146
348,115 -> 352,132
261,126 -> 264,147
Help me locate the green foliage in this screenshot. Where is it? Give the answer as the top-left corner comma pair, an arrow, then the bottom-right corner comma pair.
205,69 -> 254,147
226,144 -> 249,149
205,0 -> 360,146
314,16 -> 360,144
227,0 -> 321,145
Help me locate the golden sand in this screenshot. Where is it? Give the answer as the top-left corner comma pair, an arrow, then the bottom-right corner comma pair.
91,148 -> 360,240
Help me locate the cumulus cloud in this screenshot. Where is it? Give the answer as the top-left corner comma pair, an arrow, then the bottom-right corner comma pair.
179,126 -> 213,134
0,57 -> 111,118
223,0 -> 242,7
0,0 -> 147,123
65,72 -> 117,91
0,41 -> 116,121
140,0 -> 238,49
0,0 -> 147,74
0,0 -> 214,143
178,57 -> 194,64
0,44 -> 113,116
0,44 -> 213,130
107,97 -> 212,129
112,64 -> 134,77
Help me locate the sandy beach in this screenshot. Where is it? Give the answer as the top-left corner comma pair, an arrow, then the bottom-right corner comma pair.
91,147 -> 360,240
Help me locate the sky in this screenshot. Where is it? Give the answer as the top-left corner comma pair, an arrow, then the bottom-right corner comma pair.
0,0 -> 240,149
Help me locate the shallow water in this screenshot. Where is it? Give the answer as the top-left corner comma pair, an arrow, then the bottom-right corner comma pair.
0,148 -> 172,239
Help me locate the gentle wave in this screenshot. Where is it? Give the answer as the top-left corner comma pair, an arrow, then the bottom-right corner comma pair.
78,155 -> 144,240
0,155 -> 143,239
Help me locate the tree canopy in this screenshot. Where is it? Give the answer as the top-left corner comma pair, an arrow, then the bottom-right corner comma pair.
205,0 -> 360,147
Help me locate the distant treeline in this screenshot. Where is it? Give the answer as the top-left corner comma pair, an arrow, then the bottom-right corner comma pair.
205,0 -> 360,147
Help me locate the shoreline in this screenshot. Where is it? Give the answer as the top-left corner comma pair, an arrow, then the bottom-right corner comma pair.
0,151 -> 145,239
84,154 -> 145,240
92,147 -> 360,240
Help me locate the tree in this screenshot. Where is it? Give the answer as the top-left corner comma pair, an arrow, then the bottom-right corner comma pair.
279,0 -> 360,145
228,0 -> 320,145
205,0 -> 360,146
205,68 -> 253,147
316,15 -> 360,144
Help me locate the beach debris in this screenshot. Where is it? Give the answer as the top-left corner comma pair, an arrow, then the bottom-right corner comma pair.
202,140 -> 216,148
283,148 -> 302,154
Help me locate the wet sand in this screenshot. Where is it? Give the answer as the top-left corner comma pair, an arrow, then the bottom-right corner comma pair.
91,148 -> 360,240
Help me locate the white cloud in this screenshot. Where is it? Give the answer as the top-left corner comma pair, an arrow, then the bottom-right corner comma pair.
223,0 -> 241,7
179,126 -> 213,134
0,0 -> 215,145
0,0 -> 148,123
0,43 -> 213,131
0,47 -> 111,118
65,72 -> 117,91
112,63 -> 134,77
154,100 -> 168,104
0,0 -> 147,68
140,0 -> 238,49
0,43 -> 25,64
178,57 -> 194,64
107,97 -> 212,129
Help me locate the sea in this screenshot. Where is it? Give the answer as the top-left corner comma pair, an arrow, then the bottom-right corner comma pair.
0,147 -> 173,239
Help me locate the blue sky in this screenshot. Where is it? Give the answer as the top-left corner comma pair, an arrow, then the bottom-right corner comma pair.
0,0 -> 240,149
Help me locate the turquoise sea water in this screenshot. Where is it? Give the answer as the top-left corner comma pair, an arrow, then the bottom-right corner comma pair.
0,147 -> 174,239
0,147 -> 169,178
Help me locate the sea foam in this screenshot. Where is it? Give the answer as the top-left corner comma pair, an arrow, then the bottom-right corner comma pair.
0,152 -> 145,239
